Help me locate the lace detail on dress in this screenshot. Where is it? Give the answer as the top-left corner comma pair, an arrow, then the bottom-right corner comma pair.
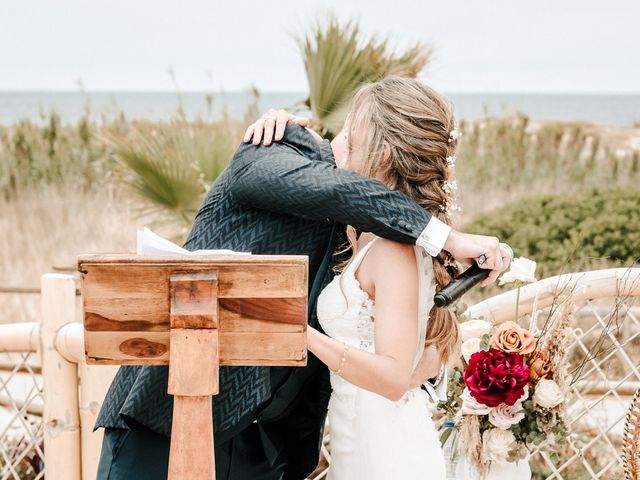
354,297 -> 375,350
344,245 -> 376,351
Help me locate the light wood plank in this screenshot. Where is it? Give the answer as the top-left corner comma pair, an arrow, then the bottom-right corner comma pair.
168,396 -> 215,480
170,272 -> 218,329
84,297 -> 306,332
80,262 -> 307,300
85,331 -> 306,366
168,329 -> 219,396
78,253 -> 307,266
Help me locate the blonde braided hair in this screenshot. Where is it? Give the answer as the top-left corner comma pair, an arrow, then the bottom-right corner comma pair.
336,76 -> 461,363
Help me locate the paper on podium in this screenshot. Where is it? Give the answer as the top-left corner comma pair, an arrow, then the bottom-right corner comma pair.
136,227 -> 251,256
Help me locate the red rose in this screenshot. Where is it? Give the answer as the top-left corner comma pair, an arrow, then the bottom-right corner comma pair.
463,348 -> 529,407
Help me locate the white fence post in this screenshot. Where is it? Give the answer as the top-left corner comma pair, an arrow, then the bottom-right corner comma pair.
40,273 -> 81,480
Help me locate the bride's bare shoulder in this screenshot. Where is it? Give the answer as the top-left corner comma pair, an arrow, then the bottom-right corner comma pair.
369,238 -> 417,271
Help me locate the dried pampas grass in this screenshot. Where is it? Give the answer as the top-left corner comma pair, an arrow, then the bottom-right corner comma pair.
623,389 -> 640,480
459,414 -> 489,479
540,294 -> 574,381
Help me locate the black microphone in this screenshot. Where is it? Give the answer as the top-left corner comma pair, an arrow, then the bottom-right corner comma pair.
433,261 -> 490,308
434,244 -> 513,307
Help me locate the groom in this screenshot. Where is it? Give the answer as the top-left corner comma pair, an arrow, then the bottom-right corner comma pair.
96,111 -> 508,480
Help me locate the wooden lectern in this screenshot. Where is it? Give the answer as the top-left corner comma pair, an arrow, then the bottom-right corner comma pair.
77,254 -> 308,479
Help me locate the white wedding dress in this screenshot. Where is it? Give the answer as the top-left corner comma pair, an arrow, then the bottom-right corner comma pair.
317,238 -> 446,480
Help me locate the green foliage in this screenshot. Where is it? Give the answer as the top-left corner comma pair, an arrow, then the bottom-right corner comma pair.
464,187 -> 640,278
298,15 -> 432,137
479,334 -> 492,351
437,366 -> 465,420
508,400 -> 569,465
107,119 -> 239,226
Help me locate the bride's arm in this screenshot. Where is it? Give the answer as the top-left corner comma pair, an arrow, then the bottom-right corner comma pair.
307,240 -> 422,401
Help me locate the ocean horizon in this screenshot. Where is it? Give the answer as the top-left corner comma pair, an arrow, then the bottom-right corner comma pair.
1,91 -> 639,127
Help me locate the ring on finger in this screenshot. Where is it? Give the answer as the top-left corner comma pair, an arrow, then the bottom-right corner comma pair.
477,254 -> 487,265
263,115 -> 276,123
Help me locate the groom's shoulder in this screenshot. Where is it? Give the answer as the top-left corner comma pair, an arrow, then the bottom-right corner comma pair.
229,123 -> 321,166
277,123 -> 324,160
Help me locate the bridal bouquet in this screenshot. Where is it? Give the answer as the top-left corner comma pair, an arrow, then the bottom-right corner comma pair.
438,258 -> 572,476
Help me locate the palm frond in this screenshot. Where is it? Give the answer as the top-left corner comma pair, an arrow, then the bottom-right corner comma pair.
298,15 -> 433,137
105,120 -> 239,226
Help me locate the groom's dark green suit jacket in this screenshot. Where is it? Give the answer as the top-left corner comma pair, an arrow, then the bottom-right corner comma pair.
95,124 -> 437,478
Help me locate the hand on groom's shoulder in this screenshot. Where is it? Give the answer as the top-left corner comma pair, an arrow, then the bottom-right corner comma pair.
231,122 -> 324,169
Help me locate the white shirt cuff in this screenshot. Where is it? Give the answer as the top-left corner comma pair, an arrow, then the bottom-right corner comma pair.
416,216 -> 451,257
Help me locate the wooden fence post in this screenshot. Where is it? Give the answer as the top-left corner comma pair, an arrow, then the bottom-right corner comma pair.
40,273 -> 81,480
56,321 -> 119,479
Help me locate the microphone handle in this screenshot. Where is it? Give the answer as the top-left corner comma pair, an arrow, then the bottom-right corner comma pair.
433,262 -> 490,308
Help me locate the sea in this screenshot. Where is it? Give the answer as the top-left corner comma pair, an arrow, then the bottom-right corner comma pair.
0,91 -> 639,127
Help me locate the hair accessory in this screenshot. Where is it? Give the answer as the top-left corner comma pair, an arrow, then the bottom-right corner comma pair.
442,179 -> 457,195
441,179 -> 462,217
448,128 -> 462,143
446,155 -> 457,167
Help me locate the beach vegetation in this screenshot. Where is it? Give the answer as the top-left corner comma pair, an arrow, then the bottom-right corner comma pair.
298,15 -> 432,137
464,187 -> 640,278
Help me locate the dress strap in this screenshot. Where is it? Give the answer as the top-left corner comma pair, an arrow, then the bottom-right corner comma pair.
346,237 -> 380,276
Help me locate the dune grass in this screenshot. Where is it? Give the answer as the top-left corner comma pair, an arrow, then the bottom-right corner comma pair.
1,110 -> 639,323
0,185 -> 156,324
454,114 -> 640,222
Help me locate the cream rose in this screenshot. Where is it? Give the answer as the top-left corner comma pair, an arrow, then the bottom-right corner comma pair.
482,428 -> 516,463
533,378 -> 564,409
461,337 -> 482,362
460,319 -> 493,342
498,257 -> 537,286
488,402 -> 525,429
460,388 -> 492,415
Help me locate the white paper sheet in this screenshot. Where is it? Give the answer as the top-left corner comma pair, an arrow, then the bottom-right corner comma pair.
136,227 -> 251,256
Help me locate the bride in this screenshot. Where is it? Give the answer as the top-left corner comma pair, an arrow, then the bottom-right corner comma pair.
309,78 -> 461,480
249,76 -> 511,479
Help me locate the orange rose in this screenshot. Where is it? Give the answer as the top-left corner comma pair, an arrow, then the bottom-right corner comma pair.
529,350 -> 552,382
491,321 -> 536,355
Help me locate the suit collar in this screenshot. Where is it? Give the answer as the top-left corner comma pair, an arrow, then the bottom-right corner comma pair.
318,139 -> 336,165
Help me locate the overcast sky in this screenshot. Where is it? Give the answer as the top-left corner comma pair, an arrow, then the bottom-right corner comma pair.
2,0 -> 639,93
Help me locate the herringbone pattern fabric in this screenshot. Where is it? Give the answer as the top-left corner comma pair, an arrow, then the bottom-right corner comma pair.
96,124 -> 432,444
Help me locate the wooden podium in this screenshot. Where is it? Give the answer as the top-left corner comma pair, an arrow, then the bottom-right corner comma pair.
77,254 -> 308,479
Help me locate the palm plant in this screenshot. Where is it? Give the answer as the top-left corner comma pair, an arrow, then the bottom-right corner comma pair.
107,119 -> 239,228
299,15 -> 433,137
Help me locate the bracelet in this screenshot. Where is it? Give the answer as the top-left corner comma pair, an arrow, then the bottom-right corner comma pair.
333,343 -> 350,374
